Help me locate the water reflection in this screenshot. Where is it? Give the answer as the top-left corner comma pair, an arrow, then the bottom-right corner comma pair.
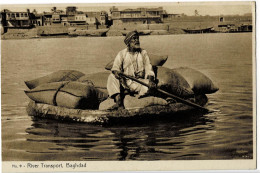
25,111 -> 214,160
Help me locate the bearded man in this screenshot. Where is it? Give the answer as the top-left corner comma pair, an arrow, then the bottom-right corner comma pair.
107,31 -> 156,110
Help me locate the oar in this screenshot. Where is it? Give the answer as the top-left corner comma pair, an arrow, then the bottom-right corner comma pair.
118,72 -> 209,112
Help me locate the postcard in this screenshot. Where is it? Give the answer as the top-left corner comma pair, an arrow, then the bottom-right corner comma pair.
1,1 -> 256,172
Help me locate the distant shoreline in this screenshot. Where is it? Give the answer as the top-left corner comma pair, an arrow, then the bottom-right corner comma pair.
1,20 -> 252,40
1,31 -> 253,41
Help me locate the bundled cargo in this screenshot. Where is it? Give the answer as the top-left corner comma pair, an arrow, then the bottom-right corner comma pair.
24,81 -> 108,109
77,71 -> 110,94
105,54 -> 168,70
124,95 -> 168,109
79,67 -> 194,98
78,67 -> 194,98
173,67 -> 219,94
25,70 -> 85,89
149,54 -> 168,66
156,67 -> 194,98
77,71 -> 110,89
99,95 -> 168,110
24,65 -> 217,111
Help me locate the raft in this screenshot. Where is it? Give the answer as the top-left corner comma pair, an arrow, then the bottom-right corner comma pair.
26,94 -> 208,125
25,65 -> 217,124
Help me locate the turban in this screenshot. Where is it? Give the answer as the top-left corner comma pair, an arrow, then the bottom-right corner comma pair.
124,31 -> 139,45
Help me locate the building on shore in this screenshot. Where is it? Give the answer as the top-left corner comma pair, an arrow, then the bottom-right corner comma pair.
1,6 -> 253,36
163,13 -> 182,20
238,24 -> 252,32
64,6 -> 86,26
42,12 -> 54,26
66,11 -> 87,26
0,6 -> 109,31
1,9 -> 34,29
32,13 -> 44,26
100,11 -> 109,25
84,11 -> 109,28
218,24 -> 236,32
40,6 -> 109,28
110,6 -> 164,25
85,11 -> 108,25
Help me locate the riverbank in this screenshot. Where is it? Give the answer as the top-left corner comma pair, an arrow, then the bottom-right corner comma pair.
1,24 -> 172,40
1,20 -> 252,40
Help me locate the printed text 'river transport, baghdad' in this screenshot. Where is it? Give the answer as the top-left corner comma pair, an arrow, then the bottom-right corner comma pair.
11,162 -> 87,169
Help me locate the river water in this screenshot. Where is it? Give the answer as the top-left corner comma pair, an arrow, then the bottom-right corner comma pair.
1,33 -> 253,161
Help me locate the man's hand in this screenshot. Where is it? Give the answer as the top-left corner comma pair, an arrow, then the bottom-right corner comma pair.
149,81 -> 157,89
147,75 -> 157,90
112,70 -> 121,79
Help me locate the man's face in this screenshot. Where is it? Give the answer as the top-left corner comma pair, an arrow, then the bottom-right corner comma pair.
129,35 -> 140,49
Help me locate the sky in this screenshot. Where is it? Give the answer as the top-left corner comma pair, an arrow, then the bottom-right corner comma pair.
0,1 -> 254,16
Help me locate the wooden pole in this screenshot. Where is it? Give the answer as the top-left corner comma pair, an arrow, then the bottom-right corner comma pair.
119,72 -> 209,112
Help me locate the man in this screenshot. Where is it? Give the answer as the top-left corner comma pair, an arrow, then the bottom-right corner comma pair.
107,31 -> 156,110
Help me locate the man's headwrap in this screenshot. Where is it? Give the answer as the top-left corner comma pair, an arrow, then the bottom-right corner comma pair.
124,31 -> 139,45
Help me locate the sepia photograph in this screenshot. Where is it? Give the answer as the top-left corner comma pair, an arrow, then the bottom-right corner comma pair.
1,0 -> 256,172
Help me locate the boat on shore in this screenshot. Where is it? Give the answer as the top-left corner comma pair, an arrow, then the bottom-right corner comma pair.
68,28 -> 109,37
182,27 -> 215,34
40,32 -> 68,36
39,29 -> 68,36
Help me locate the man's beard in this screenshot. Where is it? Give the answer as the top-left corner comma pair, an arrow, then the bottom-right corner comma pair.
133,47 -> 141,52
129,43 -> 141,52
